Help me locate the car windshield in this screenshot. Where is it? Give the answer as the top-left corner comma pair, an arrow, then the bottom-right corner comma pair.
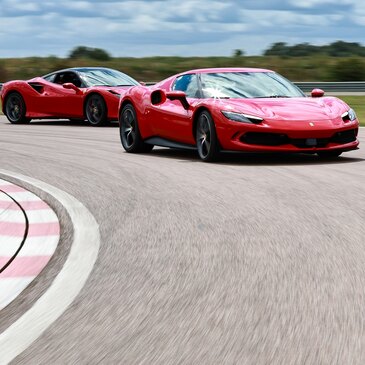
78,68 -> 139,87
200,72 -> 305,99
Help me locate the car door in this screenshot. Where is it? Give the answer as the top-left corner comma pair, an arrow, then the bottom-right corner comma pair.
149,74 -> 199,144
40,71 -> 84,117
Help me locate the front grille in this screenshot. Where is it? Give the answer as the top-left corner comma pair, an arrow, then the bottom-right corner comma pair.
291,138 -> 329,148
241,128 -> 357,148
331,129 -> 357,144
241,133 -> 289,146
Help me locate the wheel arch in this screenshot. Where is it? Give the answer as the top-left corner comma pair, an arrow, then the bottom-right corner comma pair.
119,98 -> 136,116
83,92 -> 108,118
192,106 -> 211,142
3,89 -> 24,111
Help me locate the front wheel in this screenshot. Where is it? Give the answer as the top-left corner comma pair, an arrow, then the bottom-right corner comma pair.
85,94 -> 108,126
317,150 -> 342,159
119,104 -> 153,153
5,92 -> 31,124
196,111 -> 220,162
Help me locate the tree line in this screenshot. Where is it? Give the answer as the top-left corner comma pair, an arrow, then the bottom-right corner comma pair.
263,41 -> 365,57
1,41 -> 365,82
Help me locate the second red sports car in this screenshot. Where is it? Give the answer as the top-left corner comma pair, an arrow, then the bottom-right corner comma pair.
1,67 -> 139,126
118,67 -> 359,161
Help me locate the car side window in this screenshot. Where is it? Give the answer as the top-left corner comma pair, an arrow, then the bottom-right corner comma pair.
53,72 -> 83,87
172,74 -> 200,98
43,74 -> 55,83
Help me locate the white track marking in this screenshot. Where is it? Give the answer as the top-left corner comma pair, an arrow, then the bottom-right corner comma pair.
0,170 -> 100,365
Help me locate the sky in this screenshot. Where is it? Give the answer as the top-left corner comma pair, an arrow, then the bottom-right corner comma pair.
0,0 -> 364,58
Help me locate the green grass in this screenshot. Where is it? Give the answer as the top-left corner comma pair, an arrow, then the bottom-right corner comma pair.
1,96 -> 364,125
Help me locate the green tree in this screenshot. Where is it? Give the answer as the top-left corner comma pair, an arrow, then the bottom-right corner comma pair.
323,41 -> 365,57
68,46 -> 111,61
233,49 -> 245,57
264,42 -> 289,56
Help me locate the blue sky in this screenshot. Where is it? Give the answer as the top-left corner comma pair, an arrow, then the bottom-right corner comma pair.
0,0 -> 364,58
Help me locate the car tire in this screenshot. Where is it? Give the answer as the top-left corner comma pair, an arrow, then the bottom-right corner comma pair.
85,94 -> 108,126
196,110 -> 220,162
317,150 -> 342,159
5,92 -> 31,124
119,104 -> 153,153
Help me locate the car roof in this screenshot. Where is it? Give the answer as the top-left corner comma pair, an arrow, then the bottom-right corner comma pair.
43,67 -> 117,77
180,67 -> 273,75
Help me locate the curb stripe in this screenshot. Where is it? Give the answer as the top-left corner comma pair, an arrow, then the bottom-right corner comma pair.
0,192 -> 45,202
0,236 -> 59,257
0,186 -> 26,193
0,201 -> 50,210
1,210 -> 59,224
0,256 -> 52,278
0,222 -> 59,237
0,170 -> 100,364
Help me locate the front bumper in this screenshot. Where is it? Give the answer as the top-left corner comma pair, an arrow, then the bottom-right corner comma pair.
216,117 -> 360,153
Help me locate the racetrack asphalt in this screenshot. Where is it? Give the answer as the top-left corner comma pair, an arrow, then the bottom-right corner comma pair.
0,116 -> 364,364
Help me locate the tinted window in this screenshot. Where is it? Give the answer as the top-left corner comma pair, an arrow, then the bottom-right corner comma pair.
54,72 -> 83,87
172,74 -> 199,98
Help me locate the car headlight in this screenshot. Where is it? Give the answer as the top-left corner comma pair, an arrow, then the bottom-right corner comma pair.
221,111 -> 263,124
341,108 -> 357,122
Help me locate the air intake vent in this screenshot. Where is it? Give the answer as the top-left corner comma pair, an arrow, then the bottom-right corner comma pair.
28,82 -> 44,93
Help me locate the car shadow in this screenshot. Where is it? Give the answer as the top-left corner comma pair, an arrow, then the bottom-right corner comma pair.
9,120 -> 119,128
149,147 -> 364,166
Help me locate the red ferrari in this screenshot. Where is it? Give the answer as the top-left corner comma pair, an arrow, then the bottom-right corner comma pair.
1,67 -> 139,126
118,67 -> 359,161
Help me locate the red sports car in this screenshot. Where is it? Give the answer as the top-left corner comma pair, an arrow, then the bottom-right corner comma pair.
118,67 -> 359,161
1,67 -> 139,126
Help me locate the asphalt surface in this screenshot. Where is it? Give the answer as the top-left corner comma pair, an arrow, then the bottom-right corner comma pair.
0,115 -> 364,364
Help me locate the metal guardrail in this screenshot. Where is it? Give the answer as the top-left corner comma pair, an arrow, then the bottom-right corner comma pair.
294,81 -> 365,93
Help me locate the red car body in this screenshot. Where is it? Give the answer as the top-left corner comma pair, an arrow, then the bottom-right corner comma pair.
1,67 -> 139,126
118,68 -> 359,161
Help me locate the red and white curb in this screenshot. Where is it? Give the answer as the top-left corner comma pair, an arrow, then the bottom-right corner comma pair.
0,170 -> 100,364
0,179 -> 60,310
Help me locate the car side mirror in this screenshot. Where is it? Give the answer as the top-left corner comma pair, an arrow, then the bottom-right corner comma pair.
166,91 -> 190,110
311,88 -> 324,97
63,83 -> 83,94
151,89 -> 167,105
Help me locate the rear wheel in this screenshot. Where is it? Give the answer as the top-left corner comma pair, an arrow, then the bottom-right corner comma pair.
85,94 -> 108,126
317,150 -> 342,159
5,92 -> 31,124
119,104 -> 153,153
196,110 -> 219,162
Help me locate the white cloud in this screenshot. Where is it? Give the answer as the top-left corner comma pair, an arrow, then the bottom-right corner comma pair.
0,0 -> 364,57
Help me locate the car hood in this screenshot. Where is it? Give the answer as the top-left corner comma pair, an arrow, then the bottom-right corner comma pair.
216,97 -> 349,121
